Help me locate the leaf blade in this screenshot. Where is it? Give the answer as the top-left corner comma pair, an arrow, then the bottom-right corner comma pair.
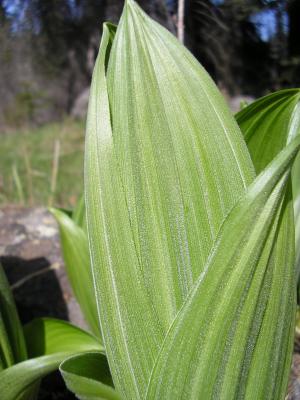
85,2 -> 255,397
60,352 -> 120,400
146,135 -> 300,400
0,263 -> 27,368
236,88 -> 300,286
0,318 -> 103,400
50,208 -> 101,337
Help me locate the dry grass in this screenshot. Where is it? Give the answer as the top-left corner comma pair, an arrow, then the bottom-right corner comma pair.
0,118 -> 85,208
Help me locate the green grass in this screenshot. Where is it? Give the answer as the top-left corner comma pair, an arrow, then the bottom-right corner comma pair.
0,118 -> 85,208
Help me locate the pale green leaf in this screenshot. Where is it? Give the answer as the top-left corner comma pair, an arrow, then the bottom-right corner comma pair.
85,1 -> 255,397
60,352 -> 120,400
50,208 -> 101,337
146,135 -> 300,399
86,22 -> 160,399
0,318 -> 103,400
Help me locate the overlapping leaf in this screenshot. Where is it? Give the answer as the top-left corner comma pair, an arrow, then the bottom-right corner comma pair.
236,89 -> 300,172
146,90 -> 300,399
236,89 -> 300,278
0,318 -> 103,400
146,134 -> 300,400
85,1 -> 255,397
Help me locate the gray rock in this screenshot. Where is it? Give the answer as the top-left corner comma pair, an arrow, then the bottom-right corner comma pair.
229,95 -> 255,113
71,87 -> 90,120
0,206 -> 87,330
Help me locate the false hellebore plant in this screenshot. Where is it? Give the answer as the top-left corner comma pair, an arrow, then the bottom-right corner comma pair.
85,0 -> 300,399
1,0 -> 300,399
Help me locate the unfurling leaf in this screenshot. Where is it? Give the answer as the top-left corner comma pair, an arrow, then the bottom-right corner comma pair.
83,1 -> 299,399
60,352 -> 120,400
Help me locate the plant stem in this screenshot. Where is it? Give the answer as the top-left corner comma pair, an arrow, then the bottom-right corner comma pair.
12,164 -> 24,205
48,139 -> 60,207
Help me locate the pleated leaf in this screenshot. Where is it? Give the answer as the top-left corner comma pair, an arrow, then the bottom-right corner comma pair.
86,22 -> 162,399
236,89 -> 300,173
0,318 -> 103,400
60,352 -> 120,400
236,88 -> 300,278
85,1 -> 255,397
50,208 -> 100,337
146,133 -> 300,400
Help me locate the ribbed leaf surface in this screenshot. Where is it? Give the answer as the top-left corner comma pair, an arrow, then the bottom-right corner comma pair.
146,135 -> 300,400
236,89 -> 300,173
107,0 -> 254,322
85,1 -> 255,398
236,89 -> 300,282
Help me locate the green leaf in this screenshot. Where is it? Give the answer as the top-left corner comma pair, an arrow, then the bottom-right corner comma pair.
146,133 -> 300,400
0,263 -> 27,369
60,352 -> 120,400
236,89 -> 300,174
236,89 -> 300,279
72,195 -> 86,230
24,318 -> 103,357
294,154 -> 300,276
15,385 -> 40,400
50,208 -> 101,337
85,1 -> 255,397
0,318 -> 103,400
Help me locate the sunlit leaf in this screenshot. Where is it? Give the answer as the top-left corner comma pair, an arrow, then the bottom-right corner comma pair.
85,1 -> 255,397
146,133 -> 300,400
